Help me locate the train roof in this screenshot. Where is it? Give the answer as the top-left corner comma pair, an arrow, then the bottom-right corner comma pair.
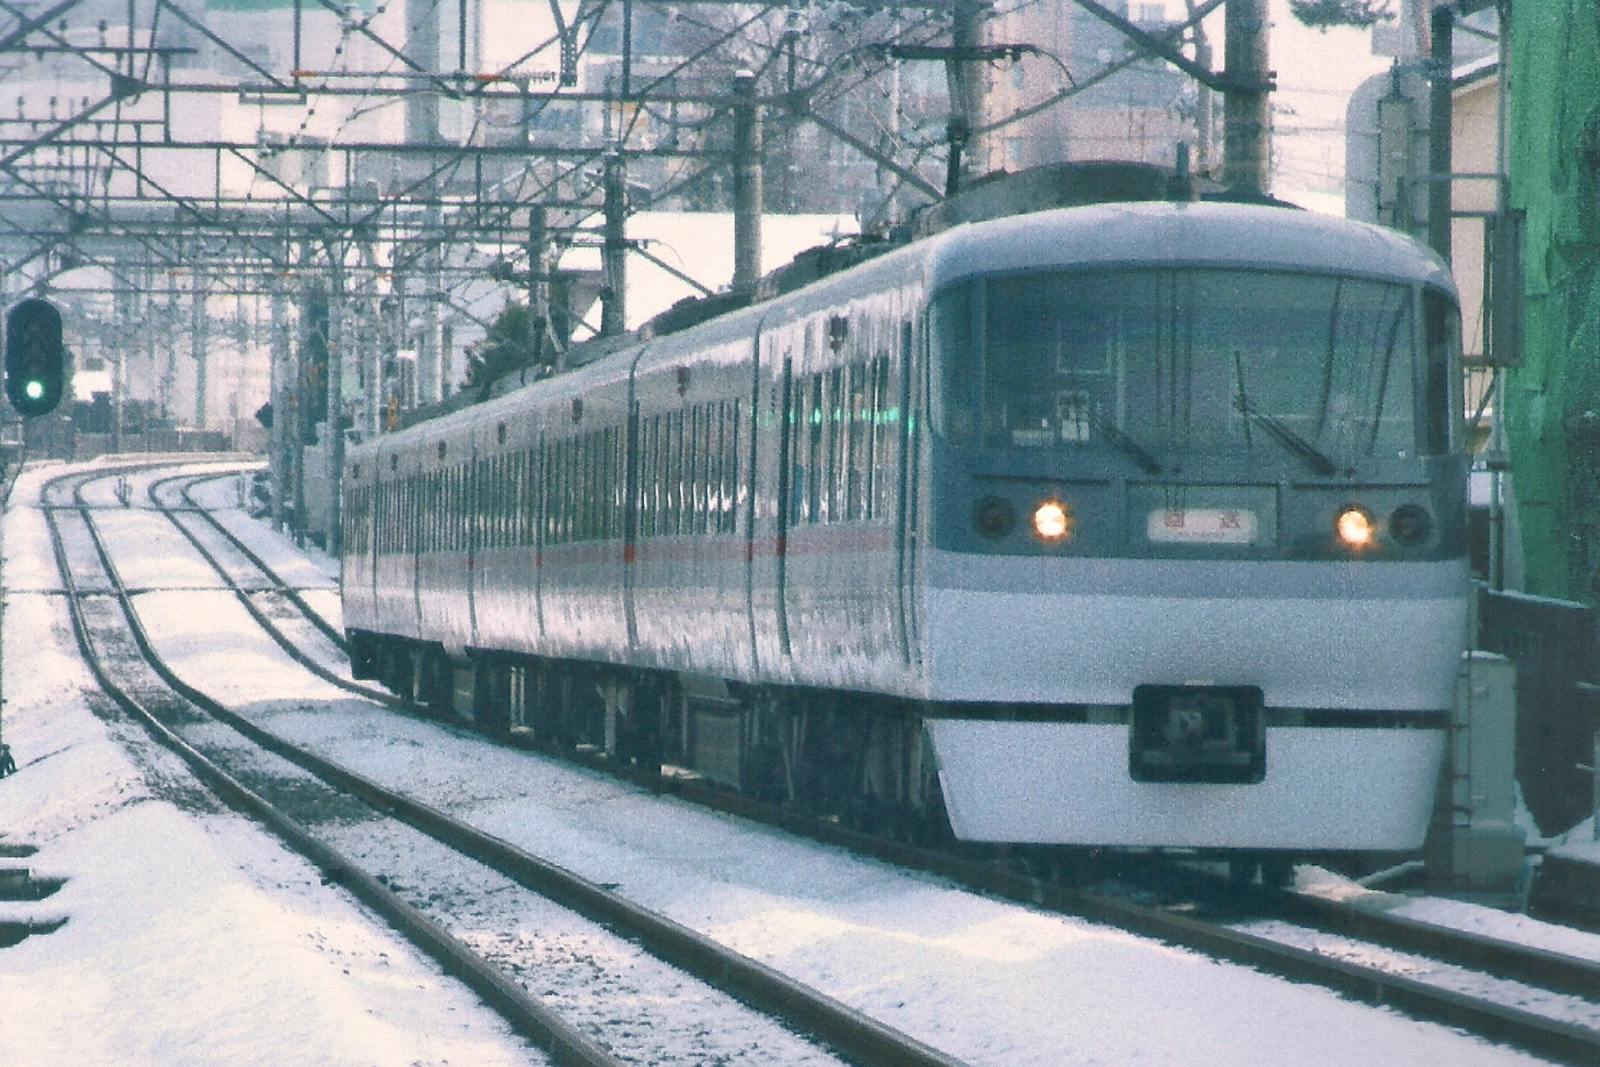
925,200 -> 1456,294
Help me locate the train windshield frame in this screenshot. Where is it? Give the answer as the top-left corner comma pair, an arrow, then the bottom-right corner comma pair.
930,267 -> 1461,465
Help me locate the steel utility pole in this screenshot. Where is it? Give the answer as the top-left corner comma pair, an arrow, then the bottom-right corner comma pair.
270,280 -> 288,531
326,248 -> 345,557
528,205 -> 551,367
946,0 -> 996,194
1223,0 -> 1271,197
1427,3 -> 1454,261
191,268 -> 208,428
601,150 -> 628,337
732,69 -> 763,294
420,206 -> 442,405
1186,0 -> 1216,175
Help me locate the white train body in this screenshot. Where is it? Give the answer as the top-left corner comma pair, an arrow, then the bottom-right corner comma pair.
343,200 -> 1470,853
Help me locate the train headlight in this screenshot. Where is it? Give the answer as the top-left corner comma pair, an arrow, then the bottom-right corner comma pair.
1388,504 -> 1432,546
1335,505 -> 1376,549
1032,500 -> 1073,543
973,496 -> 1016,538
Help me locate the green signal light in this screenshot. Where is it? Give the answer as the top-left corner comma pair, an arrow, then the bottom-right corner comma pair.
23,379 -> 44,401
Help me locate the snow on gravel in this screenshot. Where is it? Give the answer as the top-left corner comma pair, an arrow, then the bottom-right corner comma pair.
1,464 -> 541,1067
4,459 -> 1589,1065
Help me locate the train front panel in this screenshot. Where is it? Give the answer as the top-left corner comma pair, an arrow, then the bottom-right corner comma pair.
914,204 -> 1470,851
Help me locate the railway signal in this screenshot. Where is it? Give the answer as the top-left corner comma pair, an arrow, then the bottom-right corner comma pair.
4,298 -> 66,417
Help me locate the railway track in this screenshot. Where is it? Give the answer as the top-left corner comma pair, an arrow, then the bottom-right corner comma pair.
127,463 -> 1600,1065
48,466 -> 965,1067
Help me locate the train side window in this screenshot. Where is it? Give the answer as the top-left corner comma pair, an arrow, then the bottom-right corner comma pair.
731,397 -> 743,533
594,430 -> 605,541
572,435 -> 584,543
695,404 -> 710,534
486,457 -> 497,548
594,430 -> 603,540
657,414 -> 669,537
611,426 -> 623,540
692,405 -> 705,535
473,458 -> 484,548
639,416 -> 654,538
419,472 -> 429,552
686,405 -> 701,535
702,403 -> 716,534
1423,289 -> 1461,454
688,404 -> 700,534
488,456 -> 499,547
537,441 -> 550,545
637,417 -> 649,538
659,413 -> 672,536
676,408 -> 689,536
873,352 -> 893,518
806,373 -> 823,524
828,365 -> 845,523
852,361 -> 870,520
590,430 -> 602,541
545,445 -> 557,546
709,401 -> 725,532
561,439 -> 569,545
582,431 -> 595,543
588,431 -> 597,542
563,438 -> 575,544
495,455 -> 506,547
529,443 -> 541,547
670,410 -> 685,536
510,450 -> 522,546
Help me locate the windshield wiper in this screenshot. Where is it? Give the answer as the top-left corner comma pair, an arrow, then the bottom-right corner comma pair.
1092,416 -> 1163,474
1232,395 -> 1339,476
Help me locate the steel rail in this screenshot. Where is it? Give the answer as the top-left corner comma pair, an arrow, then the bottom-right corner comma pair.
142,472 -> 403,710
347,629 -> 1600,1065
68,464 -> 970,1067
647,771 -> 1600,1066
40,467 -> 622,1067
110,464 -> 1600,1063
149,469 -> 355,656
1124,858 -> 1600,1004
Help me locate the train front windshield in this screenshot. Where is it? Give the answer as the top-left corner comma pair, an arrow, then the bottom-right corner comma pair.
931,268 -> 1459,465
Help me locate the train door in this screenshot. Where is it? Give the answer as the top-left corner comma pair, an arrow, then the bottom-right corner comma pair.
894,312 -> 923,665
773,351 -> 796,657
623,395 -> 640,648
743,326 -> 765,671
533,431 -> 546,638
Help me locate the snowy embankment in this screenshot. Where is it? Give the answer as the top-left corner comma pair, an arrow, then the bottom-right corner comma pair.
0,462 -> 538,1067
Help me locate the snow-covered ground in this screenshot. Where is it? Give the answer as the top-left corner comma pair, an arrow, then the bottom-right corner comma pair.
1,458 -> 1594,1065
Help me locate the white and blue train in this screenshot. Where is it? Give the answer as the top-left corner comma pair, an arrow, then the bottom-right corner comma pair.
342,173 -> 1470,858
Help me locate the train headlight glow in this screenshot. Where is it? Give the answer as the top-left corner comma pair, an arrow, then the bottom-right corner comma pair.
1032,500 -> 1073,543
1335,505 -> 1376,549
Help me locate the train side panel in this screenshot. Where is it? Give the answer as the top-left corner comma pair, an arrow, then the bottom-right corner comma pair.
372,435 -> 423,641
762,280 -> 928,697
530,363 -> 634,664
465,389 -> 544,661
630,321 -> 759,677
340,440 -> 379,636
413,415 -> 479,654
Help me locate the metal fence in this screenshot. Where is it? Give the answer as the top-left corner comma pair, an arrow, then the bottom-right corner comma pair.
1476,587 -> 1596,836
